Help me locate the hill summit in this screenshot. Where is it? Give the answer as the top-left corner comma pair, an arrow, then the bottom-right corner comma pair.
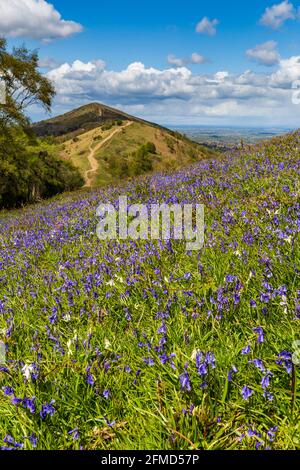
33,103 -> 216,188
33,102 -> 153,139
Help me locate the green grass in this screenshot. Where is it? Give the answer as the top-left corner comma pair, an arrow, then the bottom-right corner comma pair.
0,131 -> 299,450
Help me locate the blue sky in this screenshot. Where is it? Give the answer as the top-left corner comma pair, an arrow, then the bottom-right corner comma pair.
2,0 -> 300,126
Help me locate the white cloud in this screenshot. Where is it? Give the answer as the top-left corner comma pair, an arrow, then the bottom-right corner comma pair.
191,53 -> 208,64
43,56 -> 300,126
246,41 -> 280,66
38,57 -> 62,70
167,53 -> 208,67
260,1 -> 295,29
196,17 -> 219,36
0,0 -> 83,41
167,55 -> 186,67
271,55 -> 300,87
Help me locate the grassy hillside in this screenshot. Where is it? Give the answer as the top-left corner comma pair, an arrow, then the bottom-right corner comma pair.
32,103 -> 136,139
59,118 -> 215,187
0,129 -> 299,449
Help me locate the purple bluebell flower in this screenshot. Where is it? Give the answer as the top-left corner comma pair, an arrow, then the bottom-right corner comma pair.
267,426 -> 278,442
23,397 -> 36,414
2,386 -> 14,396
28,433 -> 37,448
40,400 -> 56,420
198,363 -> 208,377
228,365 -> 238,382
195,351 -> 203,369
247,427 -> 256,437
103,389 -> 111,400
68,428 -> 79,440
253,327 -> 264,344
276,350 -> 293,374
261,371 -> 272,390
249,358 -> 265,372
86,365 -> 95,386
200,381 -> 208,390
133,369 -> 141,385
179,371 -> 192,392
157,321 -> 167,335
10,396 -> 23,406
3,435 -> 23,449
241,345 -> 251,355
103,417 -> 116,427
263,391 -> 274,401
143,357 -> 155,366
241,386 -> 254,401
205,352 -> 216,369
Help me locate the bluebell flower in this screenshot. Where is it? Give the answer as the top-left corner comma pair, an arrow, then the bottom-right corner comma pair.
227,365 -> 238,382
103,389 -> 111,400
68,428 -> 79,440
261,371 -> 272,390
143,357 -> 155,366
241,345 -> 251,355
179,371 -> 192,392
263,391 -> 274,401
23,397 -> 36,414
40,400 -> 56,420
2,386 -> 14,396
267,426 -> 278,442
28,433 -> 37,448
103,417 -> 116,427
86,365 -> 95,386
241,386 -> 254,401
205,352 -> 216,369
157,321 -> 167,335
249,358 -> 265,372
253,327 -> 264,344
198,363 -> 208,377
276,350 -> 293,374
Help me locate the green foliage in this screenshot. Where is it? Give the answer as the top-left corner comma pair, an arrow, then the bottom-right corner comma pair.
0,38 -> 55,134
0,39 -> 83,208
133,142 -> 156,175
0,131 -> 300,449
101,120 -> 114,131
0,129 -> 84,208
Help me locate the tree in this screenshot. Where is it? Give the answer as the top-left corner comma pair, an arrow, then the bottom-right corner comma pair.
0,39 -> 83,208
0,38 -> 55,135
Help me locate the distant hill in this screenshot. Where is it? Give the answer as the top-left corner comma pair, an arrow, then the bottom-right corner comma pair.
33,103 -> 217,187
32,102 -> 165,140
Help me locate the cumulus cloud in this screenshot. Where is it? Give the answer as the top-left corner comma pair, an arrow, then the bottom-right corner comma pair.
271,55 -> 300,87
43,56 -> 300,125
38,57 -> 62,70
260,1 -> 295,29
246,41 -> 280,66
167,53 -> 208,67
196,17 -> 219,36
0,0 -> 83,41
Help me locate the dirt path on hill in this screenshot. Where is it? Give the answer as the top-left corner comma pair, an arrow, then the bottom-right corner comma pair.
84,120 -> 133,187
